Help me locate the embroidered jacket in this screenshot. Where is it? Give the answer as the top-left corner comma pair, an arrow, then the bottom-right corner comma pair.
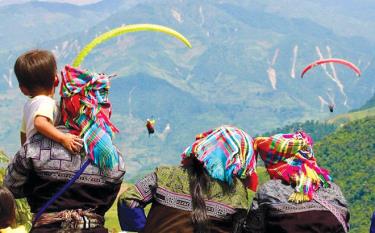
118,166 -> 249,233
4,128 -> 126,232
245,179 -> 350,233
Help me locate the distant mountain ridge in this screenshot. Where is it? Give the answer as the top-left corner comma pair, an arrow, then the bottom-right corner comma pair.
350,92 -> 375,112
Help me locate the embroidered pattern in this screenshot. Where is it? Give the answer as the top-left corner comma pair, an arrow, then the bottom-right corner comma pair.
154,187 -> 236,219
133,173 -> 157,207
7,132 -> 125,188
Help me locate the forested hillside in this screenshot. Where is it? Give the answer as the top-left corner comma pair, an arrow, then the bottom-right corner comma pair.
261,120 -> 337,142
315,117 -> 375,233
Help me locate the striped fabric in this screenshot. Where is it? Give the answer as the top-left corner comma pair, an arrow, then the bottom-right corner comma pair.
60,65 -> 119,170
181,125 -> 258,191
254,131 -> 331,203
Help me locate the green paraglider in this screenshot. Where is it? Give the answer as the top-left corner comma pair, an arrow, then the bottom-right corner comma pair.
72,23 -> 192,67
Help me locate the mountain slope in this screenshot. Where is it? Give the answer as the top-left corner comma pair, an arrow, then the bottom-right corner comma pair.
315,117 -> 375,233
261,120 -> 337,142
351,92 -> 375,112
0,0 -> 124,52
1,0 -> 375,171
327,107 -> 375,125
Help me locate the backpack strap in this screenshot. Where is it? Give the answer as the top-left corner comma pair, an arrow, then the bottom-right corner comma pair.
32,159 -> 91,226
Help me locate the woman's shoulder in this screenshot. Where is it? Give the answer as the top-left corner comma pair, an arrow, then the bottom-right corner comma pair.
256,180 -> 348,208
156,165 -> 184,173
154,165 -> 191,194
155,166 -> 188,179
256,179 -> 293,200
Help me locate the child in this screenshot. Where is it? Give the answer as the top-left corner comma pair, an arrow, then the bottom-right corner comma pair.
0,186 -> 26,233
14,49 -> 82,153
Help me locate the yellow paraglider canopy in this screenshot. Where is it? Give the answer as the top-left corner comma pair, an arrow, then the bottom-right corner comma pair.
72,23 -> 192,67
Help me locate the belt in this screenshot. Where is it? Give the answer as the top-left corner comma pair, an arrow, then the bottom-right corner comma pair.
33,208 -> 104,230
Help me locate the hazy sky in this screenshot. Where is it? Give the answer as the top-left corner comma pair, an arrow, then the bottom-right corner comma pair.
40,0 -> 101,5
0,0 -> 102,5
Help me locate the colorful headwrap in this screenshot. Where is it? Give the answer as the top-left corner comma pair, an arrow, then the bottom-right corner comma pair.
60,65 -> 119,170
254,131 -> 331,203
181,125 -> 258,191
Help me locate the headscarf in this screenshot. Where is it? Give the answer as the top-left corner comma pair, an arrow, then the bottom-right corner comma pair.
181,125 -> 258,191
254,131 -> 331,203
60,65 -> 119,170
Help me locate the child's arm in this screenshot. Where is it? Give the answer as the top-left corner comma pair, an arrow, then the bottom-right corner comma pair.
34,115 -> 83,153
21,116 -> 26,146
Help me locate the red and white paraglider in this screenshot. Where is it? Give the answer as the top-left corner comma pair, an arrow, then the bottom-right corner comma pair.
301,58 -> 361,112
301,58 -> 361,78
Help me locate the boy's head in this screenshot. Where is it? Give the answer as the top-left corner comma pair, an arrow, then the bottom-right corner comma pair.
14,49 -> 57,95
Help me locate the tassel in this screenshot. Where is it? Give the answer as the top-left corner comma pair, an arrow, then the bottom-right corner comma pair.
289,192 -> 311,203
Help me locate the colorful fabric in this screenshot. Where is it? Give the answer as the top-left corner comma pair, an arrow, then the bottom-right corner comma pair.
60,65 -> 119,169
254,131 -> 331,203
181,125 -> 258,191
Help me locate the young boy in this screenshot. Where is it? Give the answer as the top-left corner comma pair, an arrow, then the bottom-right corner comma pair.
14,49 -> 82,153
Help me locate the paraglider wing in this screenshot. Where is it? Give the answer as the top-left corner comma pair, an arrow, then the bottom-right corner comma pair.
72,24 -> 192,67
301,58 -> 361,78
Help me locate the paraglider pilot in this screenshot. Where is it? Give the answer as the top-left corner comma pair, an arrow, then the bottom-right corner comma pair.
146,119 -> 155,136
328,104 -> 335,112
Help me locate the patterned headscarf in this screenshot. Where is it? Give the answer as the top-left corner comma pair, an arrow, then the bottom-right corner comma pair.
60,65 -> 119,170
181,125 -> 258,191
254,131 -> 331,203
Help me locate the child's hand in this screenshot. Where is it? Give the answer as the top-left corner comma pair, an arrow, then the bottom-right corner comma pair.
61,133 -> 83,154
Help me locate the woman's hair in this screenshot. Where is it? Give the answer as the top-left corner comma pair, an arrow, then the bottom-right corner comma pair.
184,157 -> 246,233
0,186 -> 17,229
184,157 -> 210,233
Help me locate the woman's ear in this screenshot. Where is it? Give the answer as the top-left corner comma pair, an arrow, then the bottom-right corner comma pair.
54,75 -> 59,87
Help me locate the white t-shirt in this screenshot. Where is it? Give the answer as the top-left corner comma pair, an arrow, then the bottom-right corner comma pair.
21,95 -> 58,143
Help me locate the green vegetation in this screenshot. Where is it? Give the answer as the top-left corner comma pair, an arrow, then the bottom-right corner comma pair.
261,120 -> 337,142
0,151 -> 32,231
315,117 -> 375,233
328,107 -> 375,125
104,201 -> 121,233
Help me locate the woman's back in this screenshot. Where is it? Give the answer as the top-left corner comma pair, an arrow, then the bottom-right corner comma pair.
120,166 -> 248,233
118,125 -> 257,233
245,178 -> 349,233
